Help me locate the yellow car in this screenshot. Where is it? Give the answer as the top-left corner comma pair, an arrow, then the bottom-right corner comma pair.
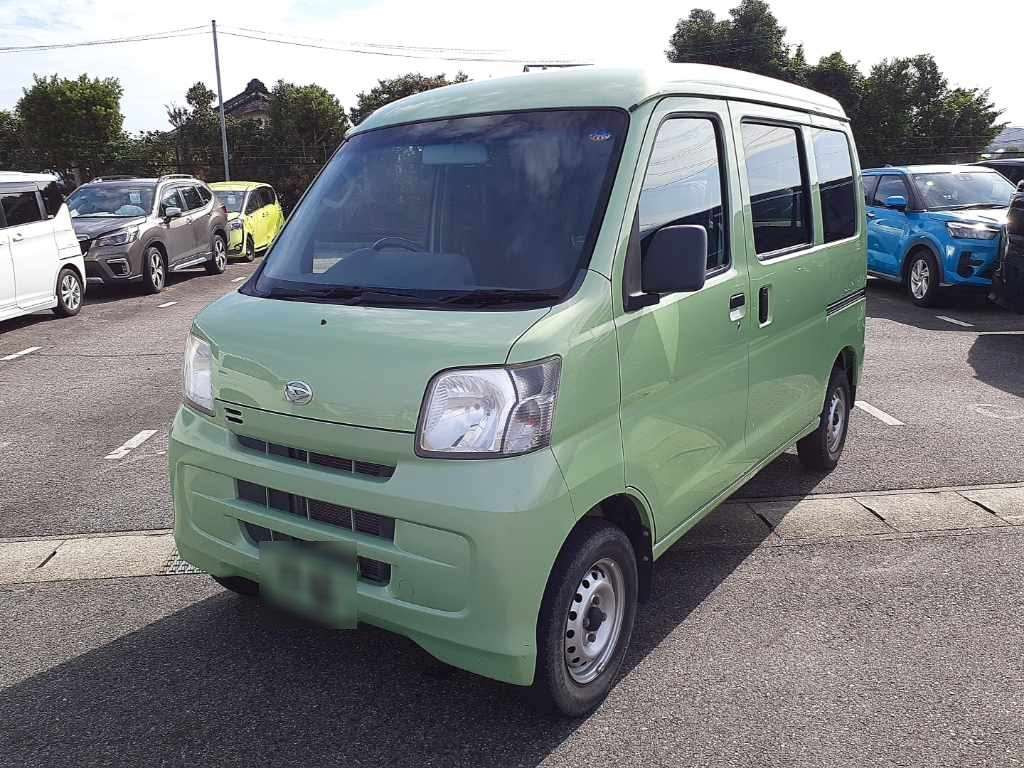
210,182 -> 285,262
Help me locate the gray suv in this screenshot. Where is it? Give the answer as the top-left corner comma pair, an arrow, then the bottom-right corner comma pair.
67,174 -> 229,294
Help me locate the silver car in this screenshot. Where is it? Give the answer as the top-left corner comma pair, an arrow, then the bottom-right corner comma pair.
68,174 -> 229,294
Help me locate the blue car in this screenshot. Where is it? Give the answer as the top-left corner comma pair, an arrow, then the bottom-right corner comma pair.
863,165 -> 1016,306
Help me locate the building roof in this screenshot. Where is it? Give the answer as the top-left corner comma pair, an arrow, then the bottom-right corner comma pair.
352,64 -> 846,134
224,79 -> 270,115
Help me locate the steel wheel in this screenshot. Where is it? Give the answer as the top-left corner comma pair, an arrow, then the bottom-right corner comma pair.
60,272 -> 81,312
148,249 -> 165,291
825,385 -> 847,456
909,258 -> 930,300
564,557 -> 626,685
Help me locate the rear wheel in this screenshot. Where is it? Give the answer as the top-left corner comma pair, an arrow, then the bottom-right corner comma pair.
206,233 -> 227,275
907,250 -> 941,307
52,267 -> 83,317
212,575 -> 259,596
797,366 -> 851,472
142,246 -> 166,294
532,519 -> 637,717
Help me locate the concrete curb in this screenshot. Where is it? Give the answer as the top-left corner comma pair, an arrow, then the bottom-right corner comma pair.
2,483 -> 1022,585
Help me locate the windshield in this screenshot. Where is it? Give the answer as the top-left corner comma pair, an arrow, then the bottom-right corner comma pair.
249,109 -> 627,307
67,183 -> 155,218
912,171 -> 1014,211
216,190 -> 246,213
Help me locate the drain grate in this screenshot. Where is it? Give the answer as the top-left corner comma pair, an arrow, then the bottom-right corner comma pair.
162,549 -> 205,575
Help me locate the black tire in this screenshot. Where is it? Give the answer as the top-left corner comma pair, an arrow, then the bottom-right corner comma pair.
243,235 -> 255,263
531,519 -> 638,718
797,366 -> 852,472
52,267 -> 83,317
906,249 -> 941,307
206,233 -> 228,275
142,246 -> 166,294
212,575 -> 259,596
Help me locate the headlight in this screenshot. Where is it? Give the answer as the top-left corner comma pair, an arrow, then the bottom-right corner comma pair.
417,357 -> 561,457
946,221 -> 1000,240
183,332 -> 214,415
228,219 -> 244,230
95,226 -> 139,247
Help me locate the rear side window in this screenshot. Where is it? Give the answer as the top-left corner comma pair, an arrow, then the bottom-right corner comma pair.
638,117 -> 728,271
1,189 -> 43,227
862,175 -> 879,207
39,181 -> 64,219
741,123 -> 811,257
181,186 -> 203,211
812,129 -> 856,242
873,176 -> 910,207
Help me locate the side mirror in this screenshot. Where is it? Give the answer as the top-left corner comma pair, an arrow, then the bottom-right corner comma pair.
884,195 -> 908,211
641,225 -> 708,295
1017,180 -> 1024,192
164,206 -> 182,220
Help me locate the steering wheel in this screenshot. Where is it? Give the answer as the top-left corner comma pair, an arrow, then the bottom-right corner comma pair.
372,236 -> 423,252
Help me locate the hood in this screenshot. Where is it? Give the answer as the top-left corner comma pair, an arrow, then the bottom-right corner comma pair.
933,208 -> 1008,225
194,291 -> 549,432
71,216 -> 147,239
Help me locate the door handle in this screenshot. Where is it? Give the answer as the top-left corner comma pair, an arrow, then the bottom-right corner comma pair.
729,293 -> 746,322
866,211 -> 877,219
11,232 -> 24,242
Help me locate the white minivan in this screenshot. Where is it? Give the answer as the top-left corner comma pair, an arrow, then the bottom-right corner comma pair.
0,172 -> 85,323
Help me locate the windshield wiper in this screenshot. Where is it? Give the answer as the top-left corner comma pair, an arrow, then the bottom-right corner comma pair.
436,289 -> 563,307
269,285 -> 433,306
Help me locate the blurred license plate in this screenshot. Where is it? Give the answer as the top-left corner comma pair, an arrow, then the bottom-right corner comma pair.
260,540 -> 357,629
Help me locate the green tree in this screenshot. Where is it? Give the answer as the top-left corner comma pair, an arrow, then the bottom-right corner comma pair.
350,72 -> 469,125
855,55 -> 1002,167
666,0 -> 793,80
16,73 -> 124,180
269,81 -> 349,158
804,52 -> 864,121
0,109 -> 21,169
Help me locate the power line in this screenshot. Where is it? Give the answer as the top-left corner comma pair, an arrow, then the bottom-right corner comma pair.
0,26 -> 207,53
229,26 -> 515,57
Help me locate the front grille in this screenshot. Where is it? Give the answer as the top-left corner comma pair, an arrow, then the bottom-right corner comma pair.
236,480 -> 394,541
242,523 -> 391,584
236,434 -> 395,480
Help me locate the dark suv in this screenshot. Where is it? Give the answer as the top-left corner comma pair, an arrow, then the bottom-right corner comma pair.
67,174 -> 229,293
992,180 -> 1024,312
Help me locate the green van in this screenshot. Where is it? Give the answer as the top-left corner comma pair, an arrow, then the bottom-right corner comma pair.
169,65 -> 866,716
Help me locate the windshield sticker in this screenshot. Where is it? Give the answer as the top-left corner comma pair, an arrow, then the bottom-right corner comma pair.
129,192 -> 141,204
589,130 -> 613,143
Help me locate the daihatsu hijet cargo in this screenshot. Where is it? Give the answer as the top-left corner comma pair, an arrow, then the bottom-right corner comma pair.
169,65 -> 867,716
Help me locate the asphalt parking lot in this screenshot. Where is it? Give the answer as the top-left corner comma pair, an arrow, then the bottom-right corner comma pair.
2,270 -> 1023,766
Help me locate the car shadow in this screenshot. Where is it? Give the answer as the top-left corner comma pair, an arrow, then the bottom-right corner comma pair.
967,333 -> 1024,399
866,279 -> 1024,332
0,512 -> 775,766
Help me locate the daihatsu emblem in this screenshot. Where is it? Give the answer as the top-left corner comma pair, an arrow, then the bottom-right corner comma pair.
284,380 -> 313,405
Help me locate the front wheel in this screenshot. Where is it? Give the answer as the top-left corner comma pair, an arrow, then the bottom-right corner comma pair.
142,246 -> 166,294
907,250 -> 941,307
243,235 -> 255,263
206,233 -> 227,275
532,519 -> 638,717
797,366 -> 851,472
52,267 -> 83,317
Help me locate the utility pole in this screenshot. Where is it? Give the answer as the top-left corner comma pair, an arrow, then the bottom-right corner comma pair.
211,19 -> 230,181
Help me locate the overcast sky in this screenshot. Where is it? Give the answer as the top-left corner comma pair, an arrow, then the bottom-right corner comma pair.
2,0 -> 1021,132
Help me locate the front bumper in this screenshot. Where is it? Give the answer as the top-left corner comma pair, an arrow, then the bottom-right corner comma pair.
940,238 -> 1001,287
84,245 -> 141,284
168,402 -> 575,685
227,225 -> 244,254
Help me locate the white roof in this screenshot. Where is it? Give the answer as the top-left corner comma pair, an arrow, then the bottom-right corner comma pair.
0,171 -> 59,184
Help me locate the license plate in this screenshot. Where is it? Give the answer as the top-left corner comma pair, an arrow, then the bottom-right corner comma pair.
259,540 -> 357,629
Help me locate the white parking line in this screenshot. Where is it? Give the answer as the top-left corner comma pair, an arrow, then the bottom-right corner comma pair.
231,276 -> 246,283
105,430 -> 158,460
855,401 -> 905,426
157,301 -> 178,308
936,315 -> 974,328
1,346 -> 41,361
